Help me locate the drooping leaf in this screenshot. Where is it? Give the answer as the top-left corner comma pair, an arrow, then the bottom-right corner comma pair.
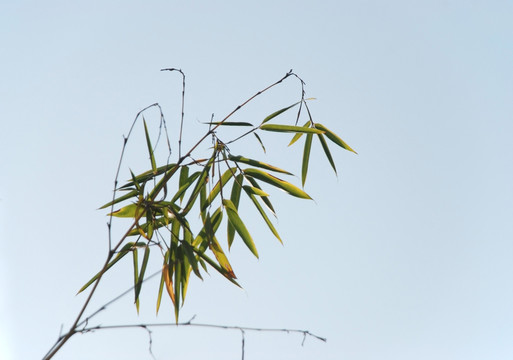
173,248 -> 182,322
163,263 -> 175,306
156,250 -> 170,314
245,176 -> 276,216
253,132 -> 266,153
242,185 -> 269,197
132,248 -> 140,312
209,236 -> 236,278
261,102 -> 300,124
134,245 -> 150,311
143,119 -> 157,174
288,121 -> 310,147
228,155 -> 292,175
228,174 -> 243,248
260,124 -> 324,135
170,171 -> 201,203
223,199 -> 259,258
314,123 -> 357,154
181,241 -> 202,279
194,250 -> 241,287
317,134 -> 337,175
181,150 -> 216,215
243,188 -> 282,244
243,168 -> 312,200
301,134 -> 313,187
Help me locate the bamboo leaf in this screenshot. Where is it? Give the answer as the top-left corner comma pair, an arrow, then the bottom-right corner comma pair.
261,102 -> 300,124
243,188 -> 282,244
206,121 -> 254,127
228,174 -> 243,248
174,251 -> 182,322
134,245 -> 150,310
132,248 -> 140,312
143,119 -> 157,173
242,185 -> 269,197
182,150 -> 216,215
288,121 -> 310,147
223,199 -> 259,258
178,166 -> 190,203
260,124 -> 324,134
317,134 -> 337,174
243,168 -> 312,200
78,242 -> 140,294
253,132 -> 266,153
182,241 -> 202,279
170,171 -> 201,203
118,164 -> 177,190
314,123 -> 357,154
194,250 -> 241,287
245,177 -> 276,216
99,190 -> 138,210
163,263 -> 175,306
302,134 -> 313,187
156,250 -> 169,314
209,236 -> 236,278
108,203 -> 144,218
228,155 -> 292,175
201,167 -> 237,211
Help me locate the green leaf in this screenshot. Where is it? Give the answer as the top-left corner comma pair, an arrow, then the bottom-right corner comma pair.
206,121 -> 254,127
143,119 -> 157,173
99,190 -> 138,210
314,123 -> 357,154
132,248 -> 140,312
261,102 -> 300,124
171,171 -> 201,203
156,250 -> 169,315
245,177 -> 276,216
178,166 -> 190,203
223,199 -> 259,258
201,167 -> 237,211
288,121 -> 310,147
118,164 -> 177,190
228,174 -> 243,248
194,250 -> 241,287
181,150 -> 216,215
134,245 -> 150,311
243,168 -> 312,200
108,203 -> 144,218
243,188 -> 282,244
209,235 -> 236,278
301,134 -> 313,187
317,134 -> 337,174
253,132 -> 266,153
260,124 -> 324,135
228,155 -> 292,175
173,248 -> 182,322
242,185 -> 269,197
181,241 -> 202,279
78,242 -> 140,294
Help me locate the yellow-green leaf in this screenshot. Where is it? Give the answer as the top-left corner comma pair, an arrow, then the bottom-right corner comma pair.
143,119 -> 157,173
228,155 -> 292,175
288,121 -> 309,147
260,124 -> 324,134
317,134 -> 337,175
228,174 -> 243,248
261,102 -> 300,124
223,199 -> 258,258
301,134 -> 313,187
243,168 -> 312,200
243,188 -> 282,244
314,123 -> 357,154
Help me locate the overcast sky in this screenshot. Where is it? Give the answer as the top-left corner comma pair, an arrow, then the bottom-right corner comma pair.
1,1 -> 513,359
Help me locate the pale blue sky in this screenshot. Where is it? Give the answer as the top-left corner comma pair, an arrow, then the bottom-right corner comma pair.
1,1 -> 513,359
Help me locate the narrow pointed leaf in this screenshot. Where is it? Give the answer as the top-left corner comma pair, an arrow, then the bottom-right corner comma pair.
246,177 -> 276,215
182,150 -> 216,215
288,121 -> 310,147
228,155 -> 292,175
156,250 -> 170,314
173,252 -> 182,322
206,121 -> 254,127
201,167 -> 236,211
301,134 -> 313,187
261,102 -> 300,124
170,171 -> 201,203
118,163 -> 177,190
242,185 -> 269,197
223,199 -> 259,258
143,119 -> 157,173
163,263 -> 175,305
317,134 -> 337,174
243,168 -> 312,200
253,132 -> 266,153
260,124 -> 324,134
134,245 -> 150,309
228,174 -> 243,248
314,123 -> 357,154
99,189 -> 138,210
178,166 -> 190,203
132,248 -> 140,312
108,203 -> 145,218
194,250 -> 241,287
243,188 -> 282,244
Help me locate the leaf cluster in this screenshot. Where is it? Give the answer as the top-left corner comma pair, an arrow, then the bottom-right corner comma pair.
78,72 -> 356,322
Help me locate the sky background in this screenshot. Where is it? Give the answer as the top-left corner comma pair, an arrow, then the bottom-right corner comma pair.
1,1 -> 513,359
